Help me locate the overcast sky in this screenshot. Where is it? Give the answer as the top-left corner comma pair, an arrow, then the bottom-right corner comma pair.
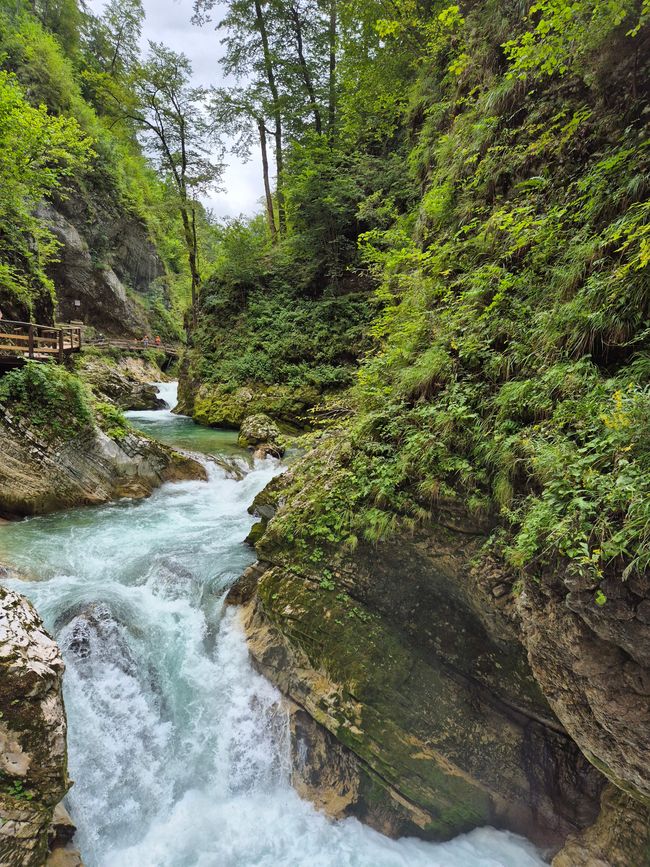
88,0 -> 265,220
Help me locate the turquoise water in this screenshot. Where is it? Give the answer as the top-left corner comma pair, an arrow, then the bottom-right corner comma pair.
0,385 -> 546,867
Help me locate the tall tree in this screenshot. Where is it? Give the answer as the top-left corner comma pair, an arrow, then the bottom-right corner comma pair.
211,85 -> 278,241
194,0 -> 287,234
126,44 -> 222,307
102,0 -> 144,76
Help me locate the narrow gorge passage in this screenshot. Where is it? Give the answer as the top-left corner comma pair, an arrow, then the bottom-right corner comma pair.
0,386 -> 545,867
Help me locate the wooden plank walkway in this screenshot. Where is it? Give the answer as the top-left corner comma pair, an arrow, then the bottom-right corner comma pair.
0,321 -> 180,372
0,320 -> 82,365
87,337 -> 180,358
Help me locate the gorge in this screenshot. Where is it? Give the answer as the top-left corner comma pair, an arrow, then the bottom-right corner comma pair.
0,0 -> 649,863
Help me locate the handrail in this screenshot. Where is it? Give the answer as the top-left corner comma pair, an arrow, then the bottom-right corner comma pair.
0,320 -> 83,362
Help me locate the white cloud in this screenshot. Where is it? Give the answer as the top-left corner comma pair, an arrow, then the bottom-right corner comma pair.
88,0 -> 265,219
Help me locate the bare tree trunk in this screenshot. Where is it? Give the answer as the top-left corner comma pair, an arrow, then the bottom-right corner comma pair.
289,2 -> 322,133
328,0 -> 337,134
254,0 -> 286,233
258,118 -> 278,242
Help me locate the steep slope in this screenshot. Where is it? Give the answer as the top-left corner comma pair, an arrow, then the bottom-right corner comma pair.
213,0 -> 650,860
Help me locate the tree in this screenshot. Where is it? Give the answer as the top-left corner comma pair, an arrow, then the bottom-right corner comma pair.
101,0 -> 144,76
0,70 -> 93,314
211,85 -> 279,241
126,43 -> 222,307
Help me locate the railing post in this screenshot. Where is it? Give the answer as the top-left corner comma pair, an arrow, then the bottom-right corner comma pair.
28,325 -> 34,359
58,329 -> 64,363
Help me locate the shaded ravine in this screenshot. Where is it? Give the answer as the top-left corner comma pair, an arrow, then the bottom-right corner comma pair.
0,385 -> 546,866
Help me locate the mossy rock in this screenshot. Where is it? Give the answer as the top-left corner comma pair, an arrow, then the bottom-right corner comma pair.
192,382 -> 319,430
238,413 -> 285,456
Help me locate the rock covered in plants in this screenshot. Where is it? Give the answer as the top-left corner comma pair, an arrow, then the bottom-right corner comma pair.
0,586 -> 69,866
76,351 -> 167,411
0,364 -> 205,518
186,381 -> 317,431
0,407 -> 206,518
238,413 -> 285,457
240,507 -> 607,850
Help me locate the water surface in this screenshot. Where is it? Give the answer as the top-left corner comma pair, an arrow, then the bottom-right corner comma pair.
0,384 -> 546,867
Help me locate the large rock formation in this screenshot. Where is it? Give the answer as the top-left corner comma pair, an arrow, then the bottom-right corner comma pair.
0,405 -> 205,519
38,194 -> 165,337
232,464 -> 649,861
76,353 -> 167,411
177,379 -> 317,432
0,586 -> 71,866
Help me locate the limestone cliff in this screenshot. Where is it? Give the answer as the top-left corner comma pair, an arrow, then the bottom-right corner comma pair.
232,461 -> 650,862
38,195 -> 164,338
0,405 -> 205,519
0,586 -> 74,867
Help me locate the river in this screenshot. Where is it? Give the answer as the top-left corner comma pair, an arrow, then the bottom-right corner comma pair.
0,384 -> 545,867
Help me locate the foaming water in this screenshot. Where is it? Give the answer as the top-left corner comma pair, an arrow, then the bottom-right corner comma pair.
0,384 -> 546,867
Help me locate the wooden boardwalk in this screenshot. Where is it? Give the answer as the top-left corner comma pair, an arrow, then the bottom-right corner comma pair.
87,337 -> 180,358
0,321 -> 180,371
0,320 -> 82,367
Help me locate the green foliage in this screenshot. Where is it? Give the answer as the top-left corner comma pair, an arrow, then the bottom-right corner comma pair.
94,400 -> 130,440
0,5 -> 210,328
256,0 -> 650,599
0,67 -> 92,310
0,362 -> 94,440
6,779 -> 33,801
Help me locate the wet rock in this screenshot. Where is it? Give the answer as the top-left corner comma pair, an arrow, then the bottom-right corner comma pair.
0,406 -> 206,518
61,603 -> 137,677
240,542 -> 604,850
45,846 -> 84,867
552,784 -> 650,867
0,587 -> 70,867
77,354 -> 166,411
238,414 -> 284,455
225,563 -> 268,606
49,803 -> 76,847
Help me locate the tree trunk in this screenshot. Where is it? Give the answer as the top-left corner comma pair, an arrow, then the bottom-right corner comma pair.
289,2 -> 322,133
253,0 -> 286,233
328,0 -> 337,134
180,204 -> 200,309
258,118 -> 278,242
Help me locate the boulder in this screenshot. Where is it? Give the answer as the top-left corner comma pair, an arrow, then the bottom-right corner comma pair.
0,588 -> 70,867
238,414 -> 284,457
188,382 -> 317,431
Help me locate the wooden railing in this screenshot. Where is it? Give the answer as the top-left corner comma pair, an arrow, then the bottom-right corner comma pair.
0,320 -> 82,362
88,337 -> 180,358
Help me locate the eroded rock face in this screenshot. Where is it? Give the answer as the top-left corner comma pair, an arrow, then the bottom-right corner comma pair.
552,785 -> 650,867
0,587 -> 69,867
238,455 -> 650,862
77,355 -> 166,411
0,407 -> 206,519
240,516 -> 606,850
38,194 -> 165,337
517,573 -> 650,807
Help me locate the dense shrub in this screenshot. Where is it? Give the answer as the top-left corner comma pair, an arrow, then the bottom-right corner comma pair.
0,362 -> 94,439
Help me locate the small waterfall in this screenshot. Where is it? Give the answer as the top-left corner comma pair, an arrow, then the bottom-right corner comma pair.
153,381 -> 178,411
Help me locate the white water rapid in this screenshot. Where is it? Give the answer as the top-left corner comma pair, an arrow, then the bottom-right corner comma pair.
0,384 -> 546,867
